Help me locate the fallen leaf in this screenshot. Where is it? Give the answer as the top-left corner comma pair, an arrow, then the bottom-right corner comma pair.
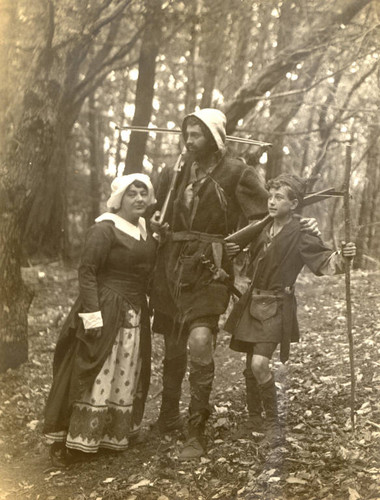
26,420 -> 39,430
130,479 -> 151,490
214,417 -> 229,428
102,477 -> 116,484
286,476 -> 307,485
348,487 -> 361,500
267,469 -> 277,476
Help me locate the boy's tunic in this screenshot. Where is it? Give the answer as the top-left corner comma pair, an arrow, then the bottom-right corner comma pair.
224,217 -> 343,362
151,110 -> 268,329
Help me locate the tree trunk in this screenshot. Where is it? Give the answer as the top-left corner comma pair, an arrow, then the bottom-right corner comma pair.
199,0 -> 227,108
367,131 -> 380,255
0,222 -> 33,371
88,93 -> 102,222
184,3 -> 201,114
114,79 -> 130,175
124,0 -> 163,174
266,0 -> 322,180
227,2 -> 253,97
23,120 -> 72,258
0,0 -> 17,154
265,0 -> 295,180
354,124 -> 380,269
0,92 -> 57,372
0,0 -> 72,370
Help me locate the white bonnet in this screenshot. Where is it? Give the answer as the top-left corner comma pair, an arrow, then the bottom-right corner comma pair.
106,173 -> 156,210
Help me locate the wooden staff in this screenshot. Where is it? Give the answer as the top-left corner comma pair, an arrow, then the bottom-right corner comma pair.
343,143 -> 356,432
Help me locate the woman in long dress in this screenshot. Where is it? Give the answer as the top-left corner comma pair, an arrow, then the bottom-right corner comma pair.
43,174 -> 156,466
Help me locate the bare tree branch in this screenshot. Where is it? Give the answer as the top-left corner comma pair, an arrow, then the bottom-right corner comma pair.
224,0 -> 372,132
89,0 -> 134,37
338,61 -> 380,123
258,47 -> 377,102
72,25 -> 144,104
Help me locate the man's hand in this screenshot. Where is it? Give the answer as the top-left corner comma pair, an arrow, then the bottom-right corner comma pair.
150,211 -> 169,234
85,327 -> 102,339
299,217 -> 321,237
225,242 -> 241,259
341,241 -> 356,259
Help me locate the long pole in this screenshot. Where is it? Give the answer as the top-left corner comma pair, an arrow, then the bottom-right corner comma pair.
158,146 -> 186,224
343,143 -> 356,432
115,124 -> 272,147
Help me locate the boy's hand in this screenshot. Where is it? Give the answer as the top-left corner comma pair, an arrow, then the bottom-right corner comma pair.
150,211 -> 169,234
299,217 -> 321,237
341,241 -> 356,259
225,242 -> 241,259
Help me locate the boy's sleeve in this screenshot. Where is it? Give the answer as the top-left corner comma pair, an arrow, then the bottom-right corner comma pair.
318,251 -> 345,275
299,233 -> 345,275
235,165 -> 268,221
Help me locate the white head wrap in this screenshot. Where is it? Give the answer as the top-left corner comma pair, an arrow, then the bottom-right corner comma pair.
182,108 -> 227,154
106,173 -> 156,210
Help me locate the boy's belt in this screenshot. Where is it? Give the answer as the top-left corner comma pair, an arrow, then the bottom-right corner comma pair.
250,286 -> 295,363
251,286 -> 294,296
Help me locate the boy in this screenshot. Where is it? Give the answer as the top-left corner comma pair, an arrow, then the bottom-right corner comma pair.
224,173 -> 356,445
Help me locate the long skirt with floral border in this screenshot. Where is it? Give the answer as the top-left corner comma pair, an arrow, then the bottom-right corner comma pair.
45,307 -> 144,453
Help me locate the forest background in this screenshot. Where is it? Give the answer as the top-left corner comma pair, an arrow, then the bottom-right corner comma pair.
0,0 -> 379,398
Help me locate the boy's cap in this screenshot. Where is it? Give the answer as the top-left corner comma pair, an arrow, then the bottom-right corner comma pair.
270,173 -> 308,201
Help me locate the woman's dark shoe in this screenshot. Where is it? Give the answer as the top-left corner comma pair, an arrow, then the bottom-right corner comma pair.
49,442 -> 69,468
65,449 -> 97,464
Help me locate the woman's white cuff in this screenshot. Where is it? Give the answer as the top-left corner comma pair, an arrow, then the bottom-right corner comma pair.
78,311 -> 103,329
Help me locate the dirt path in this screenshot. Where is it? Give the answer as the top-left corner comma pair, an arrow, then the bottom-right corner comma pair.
0,264 -> 379,499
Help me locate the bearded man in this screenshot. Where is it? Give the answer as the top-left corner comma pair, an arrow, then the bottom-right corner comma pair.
150,108 -> 269,460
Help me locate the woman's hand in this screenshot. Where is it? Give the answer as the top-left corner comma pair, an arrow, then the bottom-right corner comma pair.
341,241 -> 356,259
299,217 -> 321,237
84,327 -> 102,339
225,242 -> 241,259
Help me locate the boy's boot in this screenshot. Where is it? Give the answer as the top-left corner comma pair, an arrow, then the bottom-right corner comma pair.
259,374 -> 283,446
155,354 -> 187,433
232,369 -> 263,439
178,360 -> 214,460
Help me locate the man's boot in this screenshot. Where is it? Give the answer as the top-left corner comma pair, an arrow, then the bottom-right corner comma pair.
178,360 -> 214,460
232,368 -> 263,439
155,354 -> 187,433
259,374 -> 283,446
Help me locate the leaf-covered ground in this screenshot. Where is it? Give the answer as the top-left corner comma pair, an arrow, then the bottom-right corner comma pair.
0,263 -> 379,500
